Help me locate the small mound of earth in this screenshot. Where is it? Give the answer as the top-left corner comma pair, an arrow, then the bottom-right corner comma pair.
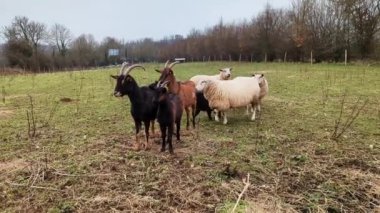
60,97 -> 78,103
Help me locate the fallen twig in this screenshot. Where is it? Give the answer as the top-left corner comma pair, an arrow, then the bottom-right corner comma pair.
231,173 -> 250,213
53,171 -> 113,177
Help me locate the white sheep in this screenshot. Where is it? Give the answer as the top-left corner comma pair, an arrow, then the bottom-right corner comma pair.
202,77 -> 261,124
242,74 -> 269,115
190,67 -> 232,89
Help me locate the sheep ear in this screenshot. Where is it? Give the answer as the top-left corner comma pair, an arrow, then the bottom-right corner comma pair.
155,69 -> 162,73
260,74 -> 264,77
111,75 -> 118,79
219,69 -> 224,72
230,68 -> 233,71
252,74 -> 255,77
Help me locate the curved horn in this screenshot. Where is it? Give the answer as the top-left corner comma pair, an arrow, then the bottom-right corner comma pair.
169,61 -> 180,69
164,60 -> 170,68
123,64 -> 145,76
119,62 -> 130,75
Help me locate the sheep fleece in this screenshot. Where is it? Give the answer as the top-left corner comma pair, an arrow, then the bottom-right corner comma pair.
203,78 -> 260,111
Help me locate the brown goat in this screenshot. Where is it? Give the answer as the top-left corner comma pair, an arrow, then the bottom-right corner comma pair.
156,61 -> 196,130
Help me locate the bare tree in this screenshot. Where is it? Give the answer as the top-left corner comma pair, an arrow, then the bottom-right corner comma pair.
69,34 -> 99,67
2,16 -> 48,70
338,0 -> 380,58
50,23 -> 72,57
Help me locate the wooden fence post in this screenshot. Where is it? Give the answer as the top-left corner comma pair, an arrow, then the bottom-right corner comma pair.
310,51 -> 313,65
345,49 -> 347,66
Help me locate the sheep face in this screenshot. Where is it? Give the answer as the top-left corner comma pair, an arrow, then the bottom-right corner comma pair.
219,68 -> 232,80
111,74 -> 137,97
252,74 -> 265,86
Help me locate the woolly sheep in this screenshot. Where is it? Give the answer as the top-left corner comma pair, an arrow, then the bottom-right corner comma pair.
244,74 -> 269,114
190,67 -> 232,88
203,77 -> 260,124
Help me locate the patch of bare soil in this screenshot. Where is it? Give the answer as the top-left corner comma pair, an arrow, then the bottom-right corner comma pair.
0,108 -> 14,119
0,159 -> 28,173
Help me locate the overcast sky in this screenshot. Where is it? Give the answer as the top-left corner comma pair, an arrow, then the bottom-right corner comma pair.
1,0 -> 291,43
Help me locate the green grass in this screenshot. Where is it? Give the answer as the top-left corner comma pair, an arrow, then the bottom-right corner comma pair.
0,62 -> 379,212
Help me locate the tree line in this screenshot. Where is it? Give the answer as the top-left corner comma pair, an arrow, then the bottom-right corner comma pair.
1,0 -> 379,72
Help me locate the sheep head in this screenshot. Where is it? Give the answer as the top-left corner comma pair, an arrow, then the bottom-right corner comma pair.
111,63 -> 145,97
219,67 -> 232,80
252,74 -> 266,87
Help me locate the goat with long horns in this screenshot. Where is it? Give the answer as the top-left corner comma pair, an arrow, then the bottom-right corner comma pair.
111,62 -> 158,150
155,60 -> 197,130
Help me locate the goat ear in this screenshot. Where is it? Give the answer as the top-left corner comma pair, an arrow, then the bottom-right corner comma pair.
252,74 -> 255,77
110,75 -> 118,79
155,69 -> 162,73
260,74 -> 264,77
230,68 -> 233,71
219,69 -> 224,72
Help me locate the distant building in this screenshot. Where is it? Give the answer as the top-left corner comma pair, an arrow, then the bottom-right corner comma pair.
174,58 -> 186,63
108,49 -> 120,57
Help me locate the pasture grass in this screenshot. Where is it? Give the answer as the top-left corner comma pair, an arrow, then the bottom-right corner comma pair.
0,62 -> 379,212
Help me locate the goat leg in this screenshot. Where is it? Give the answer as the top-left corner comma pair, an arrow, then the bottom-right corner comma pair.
144,121 -> 150,150
133,121 -> 141,151
176,120 -> 181,142
185,107 -> 190,130
168,124 -> 174,154
191,106 -> 196,129
207,109 -> 212,121
160,125 -> 167,152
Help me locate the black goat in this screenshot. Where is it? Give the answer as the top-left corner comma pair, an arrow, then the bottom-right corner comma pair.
195,91 -> 213,120
151,84 -> 183,154
111,63 -> 158,150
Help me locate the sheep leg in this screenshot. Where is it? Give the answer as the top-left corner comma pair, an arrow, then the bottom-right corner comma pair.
246,105 -> 250,115
144,121 -> 150,150
168,124 -> 174,154
214,109 -> 220,122
160,125 -> 167,152
251,104 -> 257,121
222,112 -> 228,125
257,102 -> 261,112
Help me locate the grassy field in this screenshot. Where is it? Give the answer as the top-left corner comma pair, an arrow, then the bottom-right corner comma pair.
0,62 -> 379,212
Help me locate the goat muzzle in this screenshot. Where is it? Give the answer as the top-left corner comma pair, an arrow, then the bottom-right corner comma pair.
113,91 -> 122,97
